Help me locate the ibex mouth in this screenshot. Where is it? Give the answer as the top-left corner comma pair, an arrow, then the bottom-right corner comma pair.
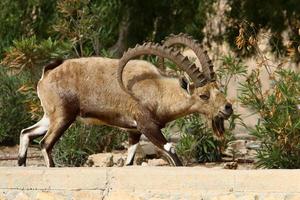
218,111 -> 231,120
212,116 -> 225,138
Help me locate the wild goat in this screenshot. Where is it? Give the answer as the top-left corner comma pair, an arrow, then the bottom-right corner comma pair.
18,34 -> 233,167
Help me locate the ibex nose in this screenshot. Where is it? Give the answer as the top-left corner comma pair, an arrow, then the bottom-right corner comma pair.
225,103 -> 233,114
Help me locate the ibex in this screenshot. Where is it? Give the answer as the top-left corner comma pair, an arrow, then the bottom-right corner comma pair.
18,34 -> 233,167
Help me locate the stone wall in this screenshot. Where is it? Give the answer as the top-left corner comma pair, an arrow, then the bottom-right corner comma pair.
1,167 -> 300,200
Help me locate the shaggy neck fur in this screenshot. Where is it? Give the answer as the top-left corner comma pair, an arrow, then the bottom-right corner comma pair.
155,77 -> 197,124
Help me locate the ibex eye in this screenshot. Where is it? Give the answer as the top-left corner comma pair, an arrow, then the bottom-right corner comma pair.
200,94 -> 210,100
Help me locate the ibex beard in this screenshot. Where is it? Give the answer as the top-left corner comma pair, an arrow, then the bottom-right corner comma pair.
18,35 -> 232,167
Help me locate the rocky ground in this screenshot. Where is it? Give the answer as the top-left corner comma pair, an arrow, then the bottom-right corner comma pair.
0,135 -> 259,169
0,145 -> 45,167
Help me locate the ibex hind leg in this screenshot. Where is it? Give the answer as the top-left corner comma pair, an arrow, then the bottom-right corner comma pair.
40,116 -> 75,167
137,119 -> 183,166
18,115 -> 50,166
125,131 -> 141,166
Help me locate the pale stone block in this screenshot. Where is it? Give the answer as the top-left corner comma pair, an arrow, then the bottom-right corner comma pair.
73,191 -> 101,200
211,194 -> 237,200
36,192 -> 65,200
286,194 -> 300,200
106,191 -> 142,200
237,194 -> 258,200
263,195 -> 284,200
14,192 -> 29,200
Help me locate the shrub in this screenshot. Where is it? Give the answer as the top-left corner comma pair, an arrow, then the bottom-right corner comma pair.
1,36 -> 72,81
0,67 -> 34,145
239,69 -> 300,168
173,114 -> 224,164
53,122 -> 127,167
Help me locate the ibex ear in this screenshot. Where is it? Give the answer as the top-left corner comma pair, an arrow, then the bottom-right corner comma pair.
179,76 -> 195,95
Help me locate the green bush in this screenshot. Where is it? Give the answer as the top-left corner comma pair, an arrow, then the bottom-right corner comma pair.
0,67 -> 34,145
53,122 -> 127,167
174,114 -> 224,164
163,114 -> 232,165
239,69 -> 300,168
1,36 -> 72,81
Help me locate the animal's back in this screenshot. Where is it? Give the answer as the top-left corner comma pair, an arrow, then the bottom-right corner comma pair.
37,57 -> 162,127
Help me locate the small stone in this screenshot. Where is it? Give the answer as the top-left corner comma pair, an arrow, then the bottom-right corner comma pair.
223,162 -> 238,169
112,152 -> 127,166
246,141 -> 261,150
36,192 -> 65,200
85,153 -> 114,167
116,157 -> 125,167
147,158 -> 168,166
141,162 -> 148,166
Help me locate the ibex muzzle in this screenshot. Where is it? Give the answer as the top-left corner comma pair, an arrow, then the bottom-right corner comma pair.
18,34 -> 232,167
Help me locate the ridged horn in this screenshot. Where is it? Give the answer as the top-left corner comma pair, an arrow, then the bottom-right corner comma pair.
117,42 -> 208,95
159,33 -> 215,82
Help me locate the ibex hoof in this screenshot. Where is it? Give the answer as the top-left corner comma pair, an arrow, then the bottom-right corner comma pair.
17,156 -> 26,166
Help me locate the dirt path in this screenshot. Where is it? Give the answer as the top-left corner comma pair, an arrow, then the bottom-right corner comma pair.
0,145 -> 45,167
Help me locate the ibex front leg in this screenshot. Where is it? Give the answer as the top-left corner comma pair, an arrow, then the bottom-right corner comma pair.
137,117 -> 182,166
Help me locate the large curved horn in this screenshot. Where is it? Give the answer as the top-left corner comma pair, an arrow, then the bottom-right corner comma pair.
118,42 -> 208,95
159,33 -> 215,82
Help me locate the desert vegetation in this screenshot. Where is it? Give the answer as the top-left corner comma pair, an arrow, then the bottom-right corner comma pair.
0,0 -> 299,168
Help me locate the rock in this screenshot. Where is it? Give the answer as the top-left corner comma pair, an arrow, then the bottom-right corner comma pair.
134,145 -> 146,165
141,162 -> 148,166
223,162 -> 238,170
116,157 -> 125,167
85,153 -> 114,167
223,139 -> 259,164
112,152 -> 126,166
246,141 -> 261,150
224,140 -> 248,157
147,158 -> 168,166
234,133 -> 257,140
139,141 -> 158,157
85,152 -> 127,167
